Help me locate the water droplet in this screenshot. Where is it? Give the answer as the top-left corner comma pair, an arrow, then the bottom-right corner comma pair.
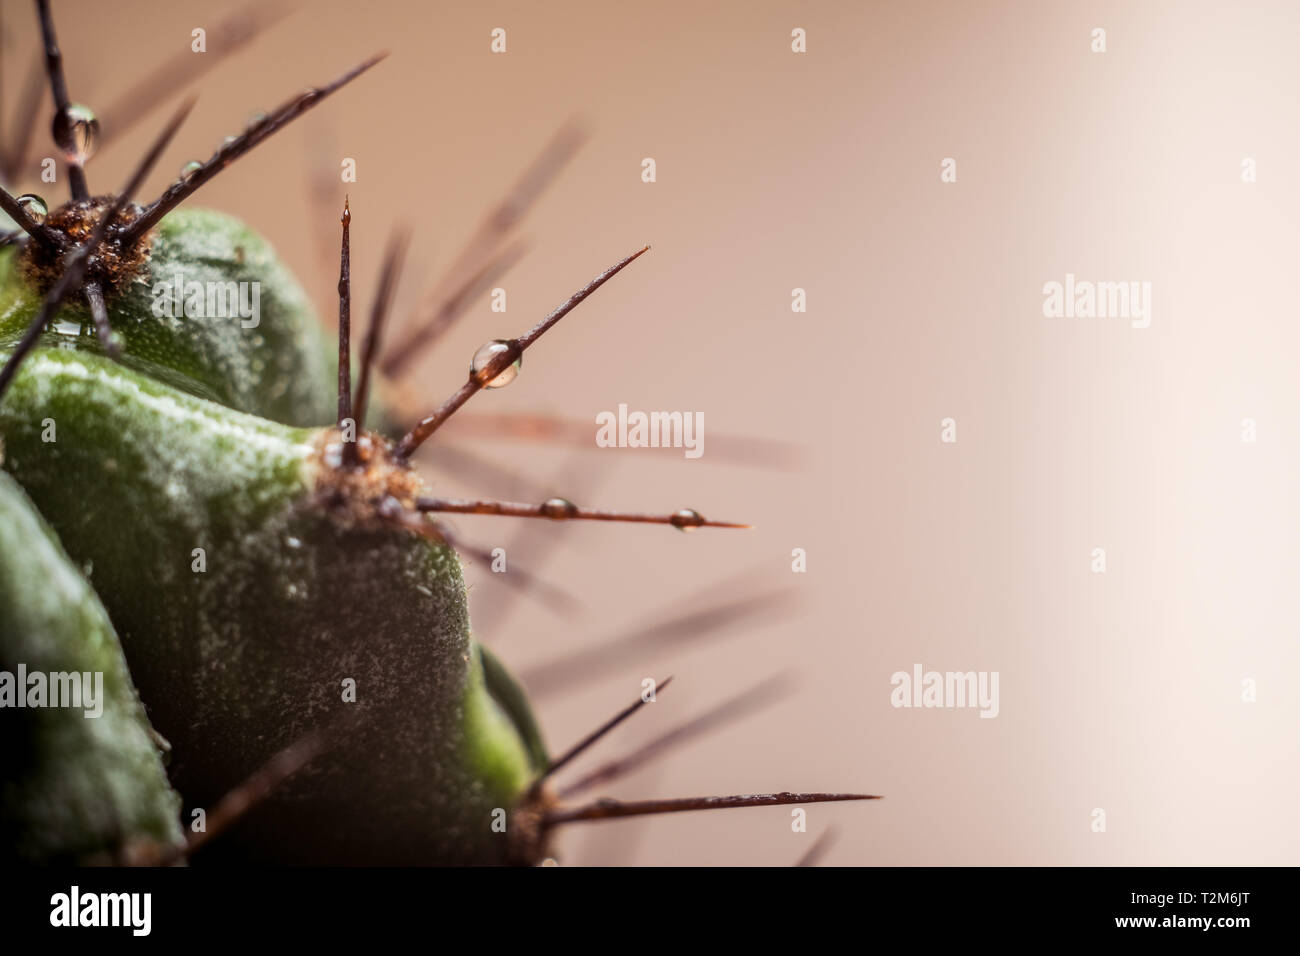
246,110 -> 268,129
16,194 -> 47,225
541,497 -> 578,520
670,508 -> 705,532
285,536 -> 302,550
179,160 -> 202,182
51,104 -> 100,165
470,339 -> 521,388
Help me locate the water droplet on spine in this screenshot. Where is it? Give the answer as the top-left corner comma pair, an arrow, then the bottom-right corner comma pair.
16,194 -> 48,224
670,508 -> 705,532
179,160 -> 202,182
51,104 -> 100,165
541,497 -> 578,520
470,340 -> 521,388
246,110 -> 268,129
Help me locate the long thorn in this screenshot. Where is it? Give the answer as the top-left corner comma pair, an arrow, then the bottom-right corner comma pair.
426,443 -> 562,502
382,122 -> 586,376
428,520 -> 582,616
453,120 -> 586,282
35,0 -> 88,201
0,57 -> 46,183
438,411 -> 803,471
96,0 -> 292,150
531,677 -> 672,794
522,587 -> 798,698
470,456 -> 604,637
119,51 -> 387,246
546,792 -> 880,827
337,198 -> 352,434
0,97 -> 194,402
558,675 -> 795,799
393,244 -> 649,460
414,495 -> 747,530
794,827 -> 840,867
381,238 -> 528,379
83,279 -> 118,356
0,185 -> 58,248
353,225 -> 411,427
178,730 -> 326,861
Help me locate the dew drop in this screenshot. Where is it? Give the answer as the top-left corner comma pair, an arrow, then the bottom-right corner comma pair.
470,339 -> 521,388
179,160 -> 202,182
16,194 -> 48,225
246,110 -> 268,129
52,104 -> 100,165
670,508 -> 705,532
541,497 -> 578,520
285,536 -> 302,550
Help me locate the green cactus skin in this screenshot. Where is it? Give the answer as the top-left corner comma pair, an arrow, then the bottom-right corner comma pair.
0,470 -> 184,865
0,342 -> 550,865
1,208 -> 337,428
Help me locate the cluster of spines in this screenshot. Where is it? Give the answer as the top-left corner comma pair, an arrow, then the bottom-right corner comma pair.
0,0 -> 875,865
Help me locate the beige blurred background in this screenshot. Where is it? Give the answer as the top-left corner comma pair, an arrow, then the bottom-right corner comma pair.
5,0 -> 1299,865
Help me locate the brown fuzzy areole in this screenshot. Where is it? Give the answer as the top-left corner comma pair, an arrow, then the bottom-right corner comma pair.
307,428 -> 425,526
18,195 -> 154,297
506,785 -> 559,866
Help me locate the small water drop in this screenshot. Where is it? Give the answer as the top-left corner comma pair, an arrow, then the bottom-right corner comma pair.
285,536 -> 302,550
246,110 -> 268,129
470,340 -> 521,388
52,104 -> 100,165
670,508 -> 705,532
179,160 -> 202,182
16,194 -> 48,224
541,497 -> 578,521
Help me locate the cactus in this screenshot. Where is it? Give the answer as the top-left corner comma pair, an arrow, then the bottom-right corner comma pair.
0,470 -> 184,865
0,0 -> 877,865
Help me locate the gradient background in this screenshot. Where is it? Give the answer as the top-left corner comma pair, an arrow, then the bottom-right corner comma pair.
4,0 -> 1298,865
